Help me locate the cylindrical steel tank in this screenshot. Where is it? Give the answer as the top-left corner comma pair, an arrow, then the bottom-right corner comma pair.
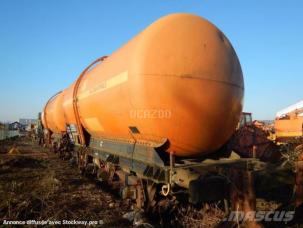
62,83 -> 76,125
42,91 -> 66,134
48,13 -> 244,157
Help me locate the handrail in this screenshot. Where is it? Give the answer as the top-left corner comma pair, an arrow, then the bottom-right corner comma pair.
72,56 -> 108,145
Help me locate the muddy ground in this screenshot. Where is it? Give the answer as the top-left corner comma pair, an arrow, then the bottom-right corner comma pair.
1,137 -> 302,227
0,137 -> 132,227
0,137 -> 228,227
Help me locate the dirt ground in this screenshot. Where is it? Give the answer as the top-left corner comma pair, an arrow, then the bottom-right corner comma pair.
1,137 -> 302,227
0,137 -> 132,227
0,137 -> 230,227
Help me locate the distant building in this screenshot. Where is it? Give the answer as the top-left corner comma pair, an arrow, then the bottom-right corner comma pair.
19,119 -> 37,126
276,100 -> 303,118
9,121 -> 25,131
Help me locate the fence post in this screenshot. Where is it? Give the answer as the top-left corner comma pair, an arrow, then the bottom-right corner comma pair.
229,167 -> 259,227
295,161 -> 303,207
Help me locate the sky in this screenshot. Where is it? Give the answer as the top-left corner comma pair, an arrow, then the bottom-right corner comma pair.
0,0 -> 302,122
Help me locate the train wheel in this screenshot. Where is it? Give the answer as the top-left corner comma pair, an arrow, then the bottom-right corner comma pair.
145,181 -> 157,210
77,148 -> 88,173
295,144 -> 303,161
136,180 -> 157,210
51,141 -> 58,153
136,182 -> 145,209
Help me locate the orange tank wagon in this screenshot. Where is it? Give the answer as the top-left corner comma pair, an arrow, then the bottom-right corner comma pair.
39,14 -> 303,211
42,13 -> 244,158
41,13 -> 246,207
42,91 -> 66,134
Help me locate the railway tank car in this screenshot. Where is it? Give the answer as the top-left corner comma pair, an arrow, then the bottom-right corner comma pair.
42,13 -> 244,206
42,91 -> 66,134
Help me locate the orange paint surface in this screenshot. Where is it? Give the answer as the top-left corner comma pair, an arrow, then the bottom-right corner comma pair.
43,13 -> 244,157
275,116 -> 303,139
42,91 -> 66,133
